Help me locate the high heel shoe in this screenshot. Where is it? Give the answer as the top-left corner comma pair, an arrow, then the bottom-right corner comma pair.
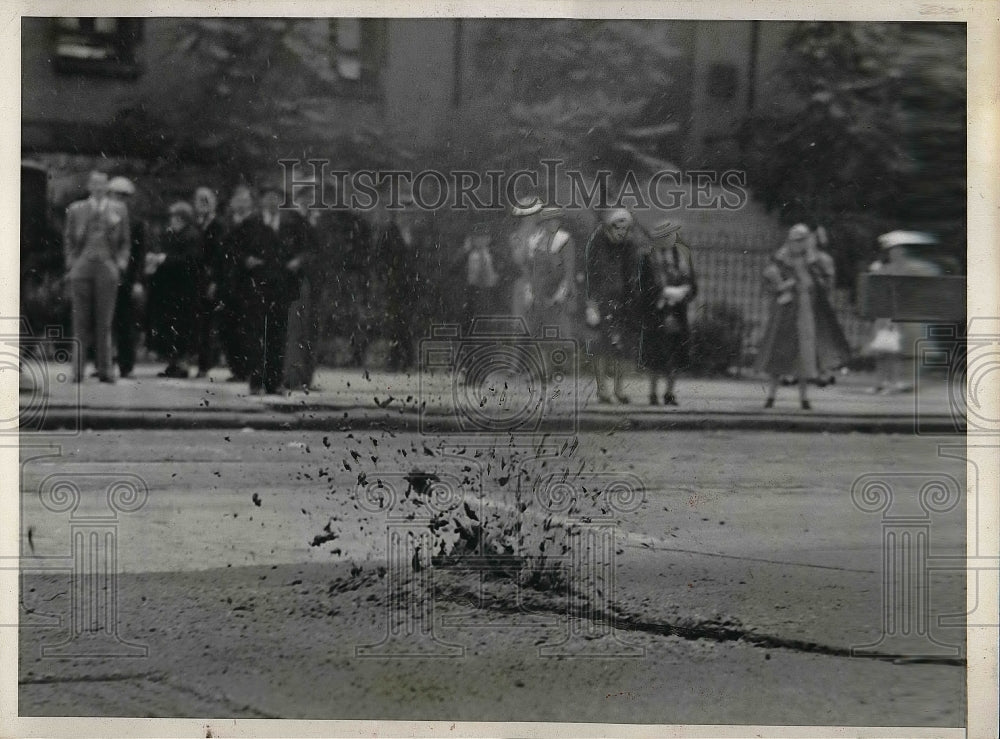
648,394 -> 659,406
763,397 -> 774,409
801,400 -> 812,410
664,392 -> 678,406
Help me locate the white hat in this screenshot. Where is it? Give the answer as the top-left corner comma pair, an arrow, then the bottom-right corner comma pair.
878,230 -> 938,249
107,176 -> 136,195
650,220 -> 682,239
511,197 -> 542,217
603,208 -> 633,227
787,223 -> 811,241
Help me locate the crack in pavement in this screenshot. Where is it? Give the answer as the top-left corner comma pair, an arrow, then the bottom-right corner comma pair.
432,577 -> 966,668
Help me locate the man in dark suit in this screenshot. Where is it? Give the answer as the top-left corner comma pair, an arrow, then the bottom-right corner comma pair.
63,171 -> 131,383
194,186 -> 227,378
257,185 -> 310,392
107,176 -> 145,380
229,185 -> 302,395
218,186 -> 259,383
281,185 -> 320,390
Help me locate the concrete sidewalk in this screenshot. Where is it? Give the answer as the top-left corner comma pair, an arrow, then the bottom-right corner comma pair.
18,362 -> 964,433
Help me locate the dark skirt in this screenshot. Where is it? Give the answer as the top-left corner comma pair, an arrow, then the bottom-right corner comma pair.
639,311 -> 690,373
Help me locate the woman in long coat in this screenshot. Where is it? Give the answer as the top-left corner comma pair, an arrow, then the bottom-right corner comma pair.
581,209 -> 642,403
508,202 -> 542,329
146,202 -> 202,378
637,222 -> 698,406
755,223 -> 850,409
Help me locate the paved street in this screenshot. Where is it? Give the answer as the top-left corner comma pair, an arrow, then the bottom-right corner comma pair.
17,428 -> 966,724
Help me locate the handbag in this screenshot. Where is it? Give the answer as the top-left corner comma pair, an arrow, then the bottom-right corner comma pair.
866,325 -> 902,355
662,311 -> 683,334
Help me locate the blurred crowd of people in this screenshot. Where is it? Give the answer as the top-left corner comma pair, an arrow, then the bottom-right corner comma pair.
63,171 -> 710,403
63,169 -> 945,408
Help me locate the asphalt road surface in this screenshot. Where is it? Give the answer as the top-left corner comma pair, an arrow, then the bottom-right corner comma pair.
18,429 -> 966,726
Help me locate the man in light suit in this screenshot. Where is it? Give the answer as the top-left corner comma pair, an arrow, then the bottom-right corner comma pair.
63,171 -> 131,383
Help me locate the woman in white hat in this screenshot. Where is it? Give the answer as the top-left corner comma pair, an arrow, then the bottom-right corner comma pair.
637,221 -> 698,405
863,231 -> 942,393
508,198 -> 543,325
756,224 -> 850,409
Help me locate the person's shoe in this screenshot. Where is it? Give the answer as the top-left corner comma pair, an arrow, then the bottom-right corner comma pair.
664,392 -> 678,406
89,370 -> 100,378
98,375 -> 116,384
763,397 -> 774,409
195,370 -> 209,379
597,392 -> 613,404
614,393 -> 630,404
801,400 -> 812,410
119,371 -> 134,380
159,364 -> 191,379
648,394 -> 659,406
867,385 -> 886,395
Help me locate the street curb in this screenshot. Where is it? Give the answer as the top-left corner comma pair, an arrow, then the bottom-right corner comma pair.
23,408 -> 964,434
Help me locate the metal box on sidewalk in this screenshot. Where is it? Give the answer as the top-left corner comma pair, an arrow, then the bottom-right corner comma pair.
857,274 -> 966,322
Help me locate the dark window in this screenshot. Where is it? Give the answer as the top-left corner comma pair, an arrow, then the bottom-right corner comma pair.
328,18 -> 387,99
52,17 -> 143,78
706,63 -> 738,100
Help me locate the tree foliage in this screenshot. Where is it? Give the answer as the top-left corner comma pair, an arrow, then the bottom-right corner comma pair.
136,19 -> 407,178
743,21 -> 966,281
434,20 -> 685,181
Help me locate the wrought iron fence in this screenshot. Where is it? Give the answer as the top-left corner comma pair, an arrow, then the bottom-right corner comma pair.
687,240 -> 871,368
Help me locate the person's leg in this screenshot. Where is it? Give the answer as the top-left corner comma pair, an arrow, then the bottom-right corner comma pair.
226,296 -> 250,380
93,266 -> 119,381
196,298 -> 214,376
798,377 -> 811,409
243,298 -> 265,393
112,284 -> 133,376
665,368 -> 678,405
264,299 -> 290,393
301,284 -> 317,387
594,354 -> 611,402
764,374 -> 778,407
612,357 -> 629,403
892,354 -> 911,392
648,373 -> 659,404
70,277 -> 94,381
